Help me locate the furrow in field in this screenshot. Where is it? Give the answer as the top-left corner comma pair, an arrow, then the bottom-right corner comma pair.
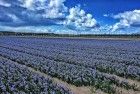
0,56 -> 102,94
2,39 -> 140,59
0,47 -> 139,94
0,45 -> 140,82
1,42 -> 140,68
1,54 -> 140,94
0,56 -> 72,94
13,43 -> 140,67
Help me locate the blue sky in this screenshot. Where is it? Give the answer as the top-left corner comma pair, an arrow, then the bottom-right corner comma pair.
0,0 -> 140,34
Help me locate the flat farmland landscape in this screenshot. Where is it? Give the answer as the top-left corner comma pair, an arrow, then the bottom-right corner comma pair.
0,36 -> 140,94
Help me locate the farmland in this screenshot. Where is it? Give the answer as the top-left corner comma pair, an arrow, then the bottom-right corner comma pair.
0,36 -> 140,94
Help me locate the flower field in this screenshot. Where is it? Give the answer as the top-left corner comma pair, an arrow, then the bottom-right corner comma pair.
0,36 -> 140,94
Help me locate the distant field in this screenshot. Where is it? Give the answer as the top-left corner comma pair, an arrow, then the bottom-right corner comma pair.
0,31 -> 140,39
0,36 -> 140,94
9,35 -> 140,41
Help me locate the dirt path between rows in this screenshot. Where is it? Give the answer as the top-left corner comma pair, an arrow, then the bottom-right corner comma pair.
25,65 -> 106,94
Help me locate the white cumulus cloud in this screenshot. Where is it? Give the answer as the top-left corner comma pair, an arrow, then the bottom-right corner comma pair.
22,0 -> 34,9
43,0 -> 67,18
19,0 -> 67,19
63,6 -> 97,28
111,10 -> 140,31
